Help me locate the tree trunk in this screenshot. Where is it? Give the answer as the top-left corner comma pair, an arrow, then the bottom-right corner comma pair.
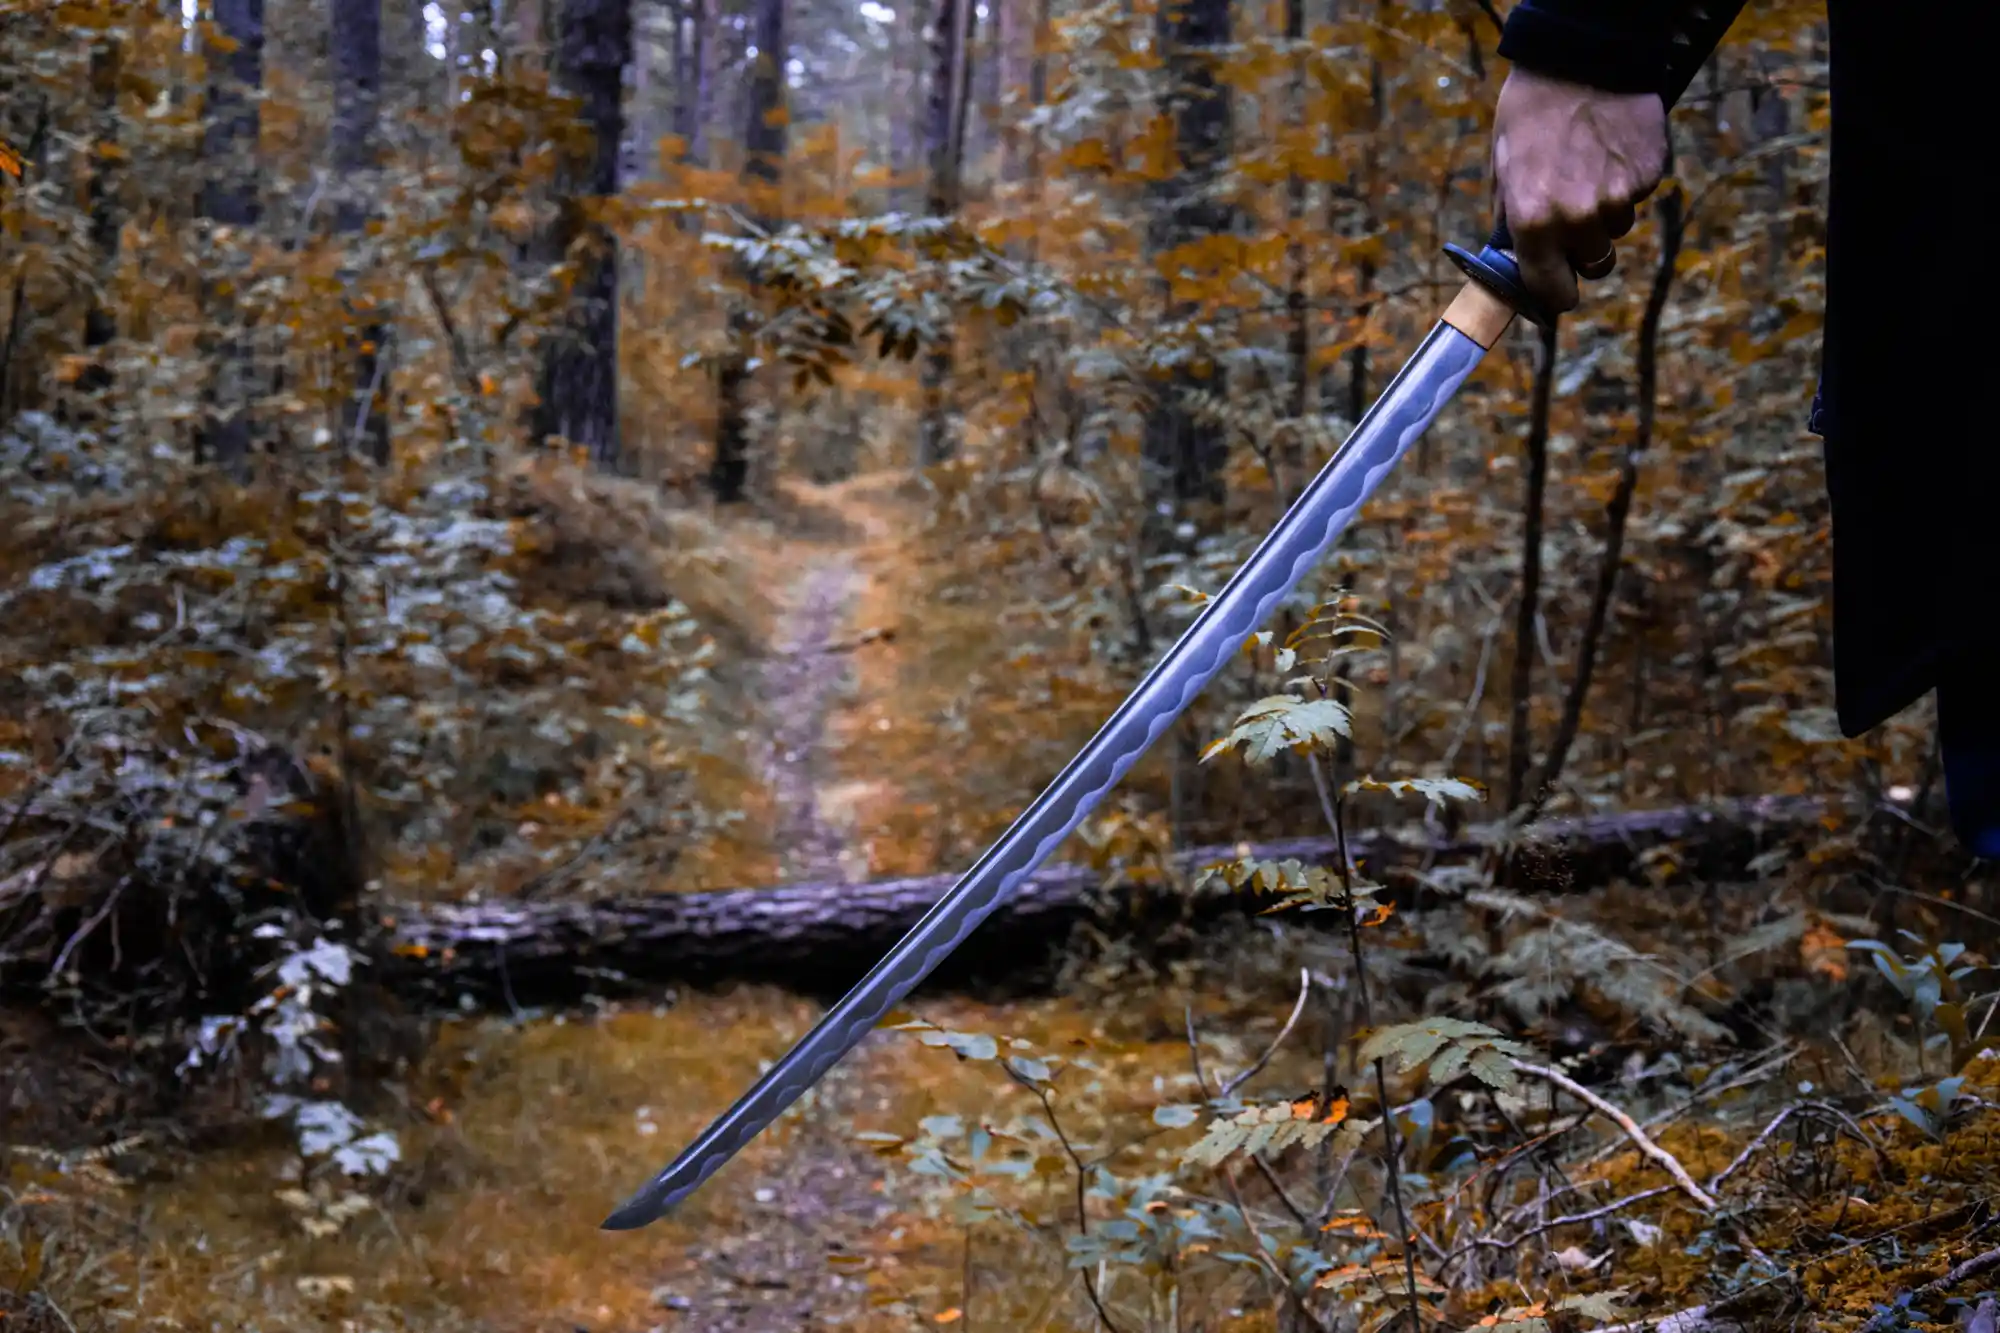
1506,322 -> 1559,809
1279,0 -> 1309,502
330,0 -> 391,464
996,0 -> 1035,183
708,0 -> 787,504
916,0 -> 974,468
78,35 -> 122,393
529,0 -> 632,469
890,0 -> 925,197
383,797 -> 1846,1008
197,0 -> 266,475
1141,0 -> 1233,529
673,0 -> 710,164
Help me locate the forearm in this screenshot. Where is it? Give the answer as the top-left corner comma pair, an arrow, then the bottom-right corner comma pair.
1498,0 -> 1730,96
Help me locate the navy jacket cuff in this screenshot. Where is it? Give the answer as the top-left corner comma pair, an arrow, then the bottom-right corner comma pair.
1497,0 -> 1678,96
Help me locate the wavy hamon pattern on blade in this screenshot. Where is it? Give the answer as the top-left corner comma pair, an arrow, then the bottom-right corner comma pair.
603,324 -> 1486,1229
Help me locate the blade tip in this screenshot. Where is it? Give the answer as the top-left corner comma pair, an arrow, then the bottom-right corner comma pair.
599,1203 -> 656,1232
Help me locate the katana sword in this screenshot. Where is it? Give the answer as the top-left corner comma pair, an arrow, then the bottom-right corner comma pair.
604,3 -> 1746,1230
601,243 -> 1536,1232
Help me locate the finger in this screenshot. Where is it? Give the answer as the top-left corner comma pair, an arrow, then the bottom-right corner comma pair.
1559,216 -> 1616,285
1602,200 -> 1638,241
1572,244 -> 1618,281
1514,230 -> 1580,314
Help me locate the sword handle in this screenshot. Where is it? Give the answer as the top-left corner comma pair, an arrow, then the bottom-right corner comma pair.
1443,0 -> 1745,334
1441,221 -> 1554,332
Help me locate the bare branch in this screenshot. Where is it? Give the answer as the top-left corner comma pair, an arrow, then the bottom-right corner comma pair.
1509,1061 -> 1718,1210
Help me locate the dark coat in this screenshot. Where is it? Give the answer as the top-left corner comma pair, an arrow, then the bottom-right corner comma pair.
1497,0 -> 1996,738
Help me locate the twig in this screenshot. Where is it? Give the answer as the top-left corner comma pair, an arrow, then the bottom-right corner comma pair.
1013,1071 -> 1125,1333
1183,996 -> 1317,1232
1519,185 -> 1686,815
49,872 -> 130,978
1579,1045 -> 1797,1169
1594,1306 -> 1738,1333
1223,968 -> 1314,1098
1309,746 -> 1424,1332
1709,1100 -> 1891,1192
347,325 -> 393,454
1510,1061 -> 1718,1210
1858,1245 -> 2000,1333
0,734 -> 85,856
772,626 -> 899,659
1218,1162 -> 1334,1333
1440,612 -> 1501,775
416,263 -> 481,396
1446,1184 -> 1677,1271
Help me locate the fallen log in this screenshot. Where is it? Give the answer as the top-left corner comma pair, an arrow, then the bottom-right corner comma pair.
382,795 -> 1855,1009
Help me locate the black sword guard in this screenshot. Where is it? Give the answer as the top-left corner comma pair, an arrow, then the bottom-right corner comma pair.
1442,223 -> 1556,332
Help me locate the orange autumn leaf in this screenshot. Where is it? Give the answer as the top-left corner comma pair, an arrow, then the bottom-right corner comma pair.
1801,920 -> 1850,982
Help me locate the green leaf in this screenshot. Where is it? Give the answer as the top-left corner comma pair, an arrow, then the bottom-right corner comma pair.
915,1029 -> 999,1061
1006,1054 -> 1052,1084
1889,1094 -> 1937,1139
1201,694 -> 1351,766
1558,1288 -> 1633,1321
1346,776 -> 1485,808
1195,856 -> 1355,913
1357,1018 -> 1532,1093
1180,1099 -> 1358,1169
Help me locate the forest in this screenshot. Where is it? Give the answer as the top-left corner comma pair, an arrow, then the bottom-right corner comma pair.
0,0 -> 1989,1330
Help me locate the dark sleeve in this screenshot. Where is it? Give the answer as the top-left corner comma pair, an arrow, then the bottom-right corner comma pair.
1497,0 -> 1702,96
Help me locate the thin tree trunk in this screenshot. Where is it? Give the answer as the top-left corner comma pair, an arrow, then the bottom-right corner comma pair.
330,0 -> 390,463
1750,46 -> 1790,296
198,0 -> 266,475
890,0 -> 924,197
1027,0 -> 1050,192
997,0 -> 1034,182
1327,14 -> 1382,773
672,0 -> 711,165
1280,0 -> 1309,504
529,0 -> 632,469
79,35 -> 122,392
709,0 -> 787,502
1142,0 -> 1234,530
916,0 -> 975,468
1525,187 -> 1687,815
1505,321 -> 1558,809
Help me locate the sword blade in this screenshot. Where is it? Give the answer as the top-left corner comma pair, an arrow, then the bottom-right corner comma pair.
602,287 -> 1511,1232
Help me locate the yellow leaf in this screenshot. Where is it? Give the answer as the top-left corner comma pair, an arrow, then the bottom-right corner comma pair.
53,354 -> 96,384
935,1310 -> 964,1324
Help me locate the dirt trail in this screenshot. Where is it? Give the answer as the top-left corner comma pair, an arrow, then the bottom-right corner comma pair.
653,475 -> 917,1330
755,553 -> 867,885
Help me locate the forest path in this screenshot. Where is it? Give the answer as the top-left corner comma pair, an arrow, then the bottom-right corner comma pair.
647,472 -> 922,1331
737,470 -> 923,886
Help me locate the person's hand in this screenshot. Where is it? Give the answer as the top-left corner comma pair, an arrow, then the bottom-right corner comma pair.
1492,67 -> 1669,314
